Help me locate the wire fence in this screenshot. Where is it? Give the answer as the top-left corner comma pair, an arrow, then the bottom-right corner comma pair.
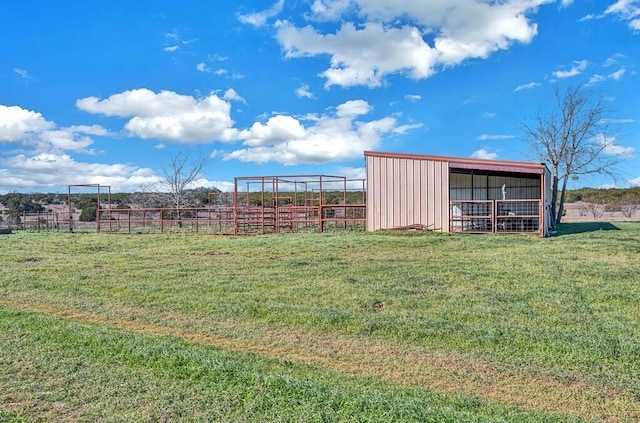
450,199 -> 542,234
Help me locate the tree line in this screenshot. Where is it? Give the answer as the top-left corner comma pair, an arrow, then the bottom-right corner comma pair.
2,186 -> 637,220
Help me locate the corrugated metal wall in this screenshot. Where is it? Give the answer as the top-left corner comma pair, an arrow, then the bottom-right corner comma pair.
366,155 -> 449,231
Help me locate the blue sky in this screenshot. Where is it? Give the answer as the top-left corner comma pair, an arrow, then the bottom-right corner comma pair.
1,0 -> 638,193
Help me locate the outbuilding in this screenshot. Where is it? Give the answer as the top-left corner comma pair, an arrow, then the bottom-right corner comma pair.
365,151 -> 552,236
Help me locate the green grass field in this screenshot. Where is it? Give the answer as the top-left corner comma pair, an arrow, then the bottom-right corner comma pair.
1,222 -> 639,422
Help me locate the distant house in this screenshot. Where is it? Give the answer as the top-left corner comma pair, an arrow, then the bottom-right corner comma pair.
365,151 -> 552,236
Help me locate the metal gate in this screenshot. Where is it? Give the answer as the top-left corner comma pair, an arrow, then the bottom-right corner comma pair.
450,200 -> 542,234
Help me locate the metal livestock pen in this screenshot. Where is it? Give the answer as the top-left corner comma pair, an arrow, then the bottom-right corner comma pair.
66,175 -> 367,235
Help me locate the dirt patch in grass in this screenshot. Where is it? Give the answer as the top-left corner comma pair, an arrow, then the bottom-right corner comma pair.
3,299 -> 637,422
16,257 -> 41,263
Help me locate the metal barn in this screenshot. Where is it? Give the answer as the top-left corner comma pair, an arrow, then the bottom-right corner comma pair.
365,151 -> 552,236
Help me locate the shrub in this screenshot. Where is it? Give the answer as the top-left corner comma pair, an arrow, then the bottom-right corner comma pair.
79,206 -> 97,222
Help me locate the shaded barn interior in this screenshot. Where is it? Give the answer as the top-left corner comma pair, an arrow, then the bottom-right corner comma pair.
449,170 -> 544,234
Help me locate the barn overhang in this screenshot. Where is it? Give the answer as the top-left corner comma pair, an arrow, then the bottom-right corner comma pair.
365,150 -> 547,175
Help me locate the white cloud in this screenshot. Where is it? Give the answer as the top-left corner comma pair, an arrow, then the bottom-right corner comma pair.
393,123 -> 423,134
162,30 -> 197,53
239,115 -> 307,147
405,94 -> 421,103
223,88 -> 246,103
603,53 -> 625,67
609,68 -> 626,80
483,112 -> 496,118
334,166 -> 368,189
588,74 -> 606,85
273,0 -> 546,88
0,105 -> 55,142
605,0 -> 640,31
0,149 -> 232,193
277,22 -> 438,88
4,153 -> 123,177
604,143 -> 635,156
76,88 -> 238,144
338,166 -> 366,180
336,99 -> 371,117
307,0 -> 350,21
579,14 -> 598,22
66,125 -> 108,136
196,62 -> 211,72
630,176 -> 640,187
188,178 -> 235,192
471,149 -> 498,160
13,68 -> 31,79
36,129 -> 96,154
476,134 -> 515,141
553,60 -> 588,78
596,134 -> 635,157
587,68 -> 627,85
238,0 -> 284,27
598,118 -> 635,124
295,84 -> 314,99
0,153 -> 160,192
514,81 -> 540,92
0,105 -> 112,155
604,144 -> 635,157
463,96 -> 479,105
0,104 -> 234,193
73,88 -> 418,169
598,183 -> 618,189
226,99 -> 410,165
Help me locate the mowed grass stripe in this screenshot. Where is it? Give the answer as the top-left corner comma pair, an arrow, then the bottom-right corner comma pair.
2,298 -> 635,421
0,304 -> 578,423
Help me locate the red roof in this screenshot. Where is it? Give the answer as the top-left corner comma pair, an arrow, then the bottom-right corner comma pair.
364,151 -> 547,175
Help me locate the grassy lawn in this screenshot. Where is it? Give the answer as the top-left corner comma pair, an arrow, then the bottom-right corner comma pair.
1,223 -> 639,421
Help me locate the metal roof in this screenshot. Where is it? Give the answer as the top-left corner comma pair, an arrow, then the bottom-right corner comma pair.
364,151 -> 548,175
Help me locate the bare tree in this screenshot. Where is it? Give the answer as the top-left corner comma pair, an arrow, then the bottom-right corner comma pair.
580,201 -> 605,219
127,183 -> 167,209
521,86 -> 623,227
618,196 -> 639,219
159,153 -> 207,218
